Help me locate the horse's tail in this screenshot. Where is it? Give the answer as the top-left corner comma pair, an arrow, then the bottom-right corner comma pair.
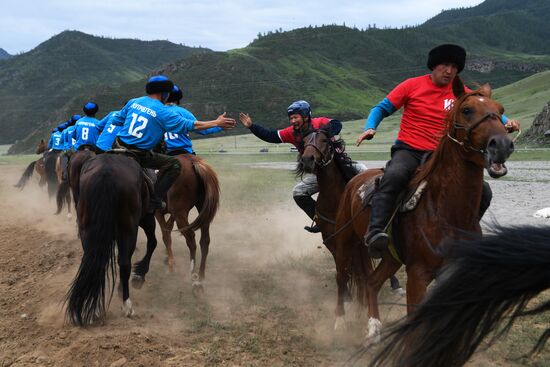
55,180 -> 71,215
183,157 -> 220,232
65,168 -> 119,326
45,154 -> 58,197
369,225 -> 550,367
14,160 -> 36,189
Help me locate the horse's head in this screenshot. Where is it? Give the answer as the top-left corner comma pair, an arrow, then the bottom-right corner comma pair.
298,129 -> 334,174
36,139 -> 47,154
449,77 -> 514,178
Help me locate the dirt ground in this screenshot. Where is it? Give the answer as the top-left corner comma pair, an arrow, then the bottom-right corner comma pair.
1,160 -> 549,366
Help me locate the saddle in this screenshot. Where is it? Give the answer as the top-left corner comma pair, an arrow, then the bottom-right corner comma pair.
357,172 -> 428,264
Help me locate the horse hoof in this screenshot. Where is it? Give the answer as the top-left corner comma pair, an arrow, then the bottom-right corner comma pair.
334,316 -> 347,331
391,287 -> 406,295
122,299 -> 135,317
131,274 -> 145,289
192,282 -> 204,299
364,317 -> 382,346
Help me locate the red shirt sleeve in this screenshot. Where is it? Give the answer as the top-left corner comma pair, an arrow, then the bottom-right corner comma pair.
387,78 -> 413,110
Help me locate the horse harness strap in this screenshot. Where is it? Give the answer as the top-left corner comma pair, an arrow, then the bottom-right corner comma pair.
303,132 -> 334,167
449,110 -> 503,154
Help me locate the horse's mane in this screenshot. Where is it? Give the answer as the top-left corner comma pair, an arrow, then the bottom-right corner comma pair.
366,224 -> 550,367
409,89 -> 485,188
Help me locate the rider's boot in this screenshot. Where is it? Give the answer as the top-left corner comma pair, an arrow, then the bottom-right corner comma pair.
364,192 -> 395,259
294,195 -> 320,233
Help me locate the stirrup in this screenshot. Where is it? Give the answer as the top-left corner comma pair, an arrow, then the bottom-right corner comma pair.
304,224 -> 320,233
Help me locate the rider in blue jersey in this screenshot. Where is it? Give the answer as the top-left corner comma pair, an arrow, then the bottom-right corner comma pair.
111,75 -> 236,210
54,114 -> 81,134
47,130 -> 64,152
74,102 -> 102,151
95,111 -> 121,153
163,85 -> 223,155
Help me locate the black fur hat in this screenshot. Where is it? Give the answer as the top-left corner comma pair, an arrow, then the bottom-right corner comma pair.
427,44 -> 466,73
145,75 -> 174,94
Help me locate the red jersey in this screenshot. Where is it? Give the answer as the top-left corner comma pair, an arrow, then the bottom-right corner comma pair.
387,74 -> 469,151
277,117 -> 331,151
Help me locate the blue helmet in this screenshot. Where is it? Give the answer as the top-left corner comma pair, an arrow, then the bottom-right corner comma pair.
166,85 -> 183,103
145,75 -> 174,95
287,100 -> 311,120
83,102 -> 98,115
70,114 -> 82,125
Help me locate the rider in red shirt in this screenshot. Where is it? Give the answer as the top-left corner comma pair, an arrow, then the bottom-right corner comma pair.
239,100 -> 342,233
356,44 -> 520,259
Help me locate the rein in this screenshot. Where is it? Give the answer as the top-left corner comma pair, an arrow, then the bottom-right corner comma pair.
303,131 -> 334,167
447,112 -> 503,154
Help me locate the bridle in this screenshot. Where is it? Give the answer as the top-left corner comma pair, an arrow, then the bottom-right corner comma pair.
303,131 -> 334,167
446,93 -> 504,154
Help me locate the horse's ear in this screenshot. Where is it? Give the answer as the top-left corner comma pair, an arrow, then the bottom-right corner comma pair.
40,139 -> 45,144
479,83 -> 492,98
452,76 -> 465,99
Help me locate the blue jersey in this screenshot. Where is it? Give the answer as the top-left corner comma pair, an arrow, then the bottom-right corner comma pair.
164,105 -> 222,153
74,116 -> 101,150
95,111 -> 121,151
48,131 -> 64,150
62,125 -> 77,150
112,96 -> 196,150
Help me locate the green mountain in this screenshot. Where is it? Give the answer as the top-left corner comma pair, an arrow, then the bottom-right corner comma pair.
7,0 -> 550,153
0,31 -> 210,145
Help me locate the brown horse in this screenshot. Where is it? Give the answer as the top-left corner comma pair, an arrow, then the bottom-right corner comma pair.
154,154 -> 220,295
332,78 -> 515,343
14,139 -> 48,189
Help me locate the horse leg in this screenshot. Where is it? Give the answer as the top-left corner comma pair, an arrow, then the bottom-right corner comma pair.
155,211 -> 176,271
198,224 -> 210,280
406,264 -> 431,315
119,230 -> 138,317
174,213 -> 201,295
132,213 -> 158,289
365,258 -> 401,345
333,229 -> 355,331
65,189 -> 72,219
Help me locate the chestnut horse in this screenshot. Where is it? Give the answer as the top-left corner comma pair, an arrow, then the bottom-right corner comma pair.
14,139 -> 48,189
332,78 -> 515,343
154,154 -> 220,296
369,225 -> 550,367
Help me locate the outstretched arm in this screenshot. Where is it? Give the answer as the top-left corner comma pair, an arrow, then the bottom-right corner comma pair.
239,112 -> 282,144
193,112 -> 236,131
356,98 -> 396,146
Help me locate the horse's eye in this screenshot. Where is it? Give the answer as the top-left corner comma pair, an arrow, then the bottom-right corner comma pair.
462,107 -> 472,115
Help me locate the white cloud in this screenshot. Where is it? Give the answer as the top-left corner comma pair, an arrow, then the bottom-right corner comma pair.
0,0 -> 484,54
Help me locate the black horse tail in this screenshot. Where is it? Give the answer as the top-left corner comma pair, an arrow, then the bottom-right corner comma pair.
65,170 -> 119,326
14,160 -> 36,189
184,157 -> 220,232
368,225 -> 550,367
44,154 -> 58,198
55,180 -> 71,215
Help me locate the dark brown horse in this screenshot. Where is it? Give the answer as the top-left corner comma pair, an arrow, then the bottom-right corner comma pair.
332,79 -> 514,343
14,139 -> 48,189
369,225 -> 550,367
154,154 -> 220,295
298,130 -> 403,317
65,154 -> 156,325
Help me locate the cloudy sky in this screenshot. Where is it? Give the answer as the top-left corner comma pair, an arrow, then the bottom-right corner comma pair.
1,0 -> 484,55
